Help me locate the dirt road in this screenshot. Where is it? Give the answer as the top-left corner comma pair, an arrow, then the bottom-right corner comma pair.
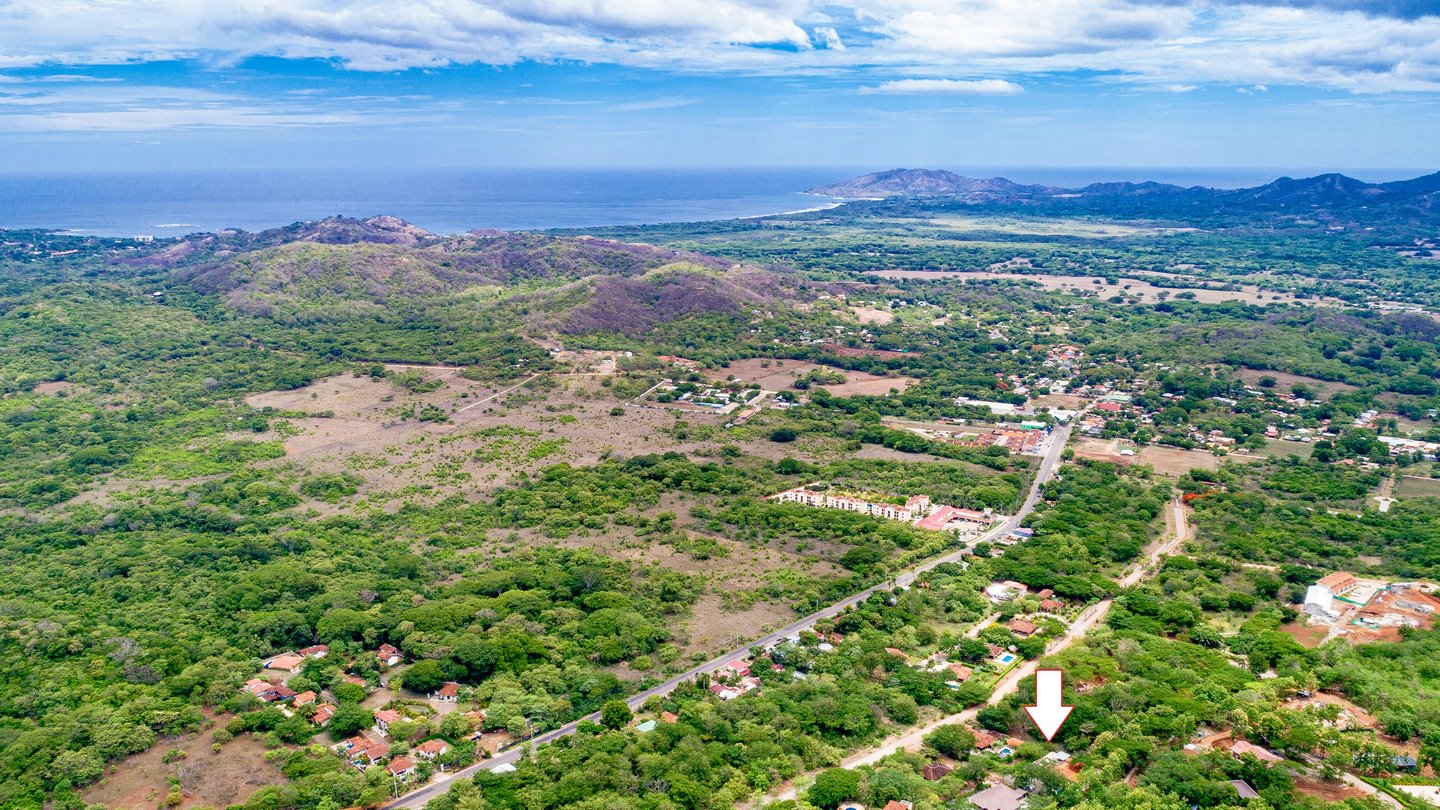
383,420 -> 1081,809
766,494 -> 1188,802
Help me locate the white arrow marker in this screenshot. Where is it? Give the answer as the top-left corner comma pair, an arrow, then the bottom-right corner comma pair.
1023,669 -> 1074,742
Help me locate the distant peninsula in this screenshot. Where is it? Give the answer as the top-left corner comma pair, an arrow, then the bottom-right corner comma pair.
807,167 -> 1440,227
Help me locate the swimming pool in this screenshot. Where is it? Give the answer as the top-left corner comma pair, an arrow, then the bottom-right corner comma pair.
997,653 -> 1017,664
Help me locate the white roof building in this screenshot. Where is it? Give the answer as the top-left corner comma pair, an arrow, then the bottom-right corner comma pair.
1304,585 -> 1340,620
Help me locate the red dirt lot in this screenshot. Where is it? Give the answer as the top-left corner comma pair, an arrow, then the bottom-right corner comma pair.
82,722 -> 285,809
1293,778 -> 1366,802
1279,622 -> 1330,649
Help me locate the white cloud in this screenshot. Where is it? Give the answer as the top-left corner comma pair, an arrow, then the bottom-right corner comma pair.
607,97 -> 699,112
811,25 -> 844,50
0,0 -> 1438,94
860,78 -> 1024,95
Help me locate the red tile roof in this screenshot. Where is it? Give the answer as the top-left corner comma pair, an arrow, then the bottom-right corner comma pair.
415,739 -> 449,755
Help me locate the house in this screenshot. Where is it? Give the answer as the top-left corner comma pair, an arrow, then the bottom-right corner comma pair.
922,762 -> 953,780
1040,599 -> 1064,612
1317,572 -> 1359,596
431,682 -> 461,702
414,739 -> 450,759
337,732 -> 390,766
1229,780 -> 1260,800
881,801 -> 913,810
264,653 -> 306,672
243,678 -> 296,703
1229,740 -> 1283,765
660,711 -> 679,724
721,659 -> 751,678
292,690 -> 317,706
971,730 -> 998,750
1006,619 -> 1039,637
342,673 -> 367,687
376,644 -> 403,667
298,644 -> 329,658
966,784 -> 1029,810
374,709 -> 404,735
635,719 -> 657,733
312,703 -> 336,726
387,756 -> 418,779
948,663 -> 973,681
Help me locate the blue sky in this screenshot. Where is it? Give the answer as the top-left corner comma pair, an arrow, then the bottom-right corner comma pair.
0,0 -> 1437,173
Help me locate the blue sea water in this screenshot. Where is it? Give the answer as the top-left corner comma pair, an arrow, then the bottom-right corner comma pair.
0,165 -> 1428,238
0,167 -> 853,237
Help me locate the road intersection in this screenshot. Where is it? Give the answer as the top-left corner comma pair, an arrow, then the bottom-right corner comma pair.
385,418 -> 1078,808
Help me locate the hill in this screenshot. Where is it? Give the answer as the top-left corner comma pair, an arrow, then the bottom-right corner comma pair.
151,220 -> 816,348
809,168 -> 1440,228
810,169 -> 1038,198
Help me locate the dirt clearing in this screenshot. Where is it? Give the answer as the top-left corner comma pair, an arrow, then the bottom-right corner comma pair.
1231,367 -> 1358,399
851,306 -> 894,325
715,357 -> 917,397
681,593 -> 795,656
1074,438 -> 1241,476
82,723 -> 282,809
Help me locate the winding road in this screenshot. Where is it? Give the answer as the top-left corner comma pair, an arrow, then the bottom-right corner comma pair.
382,419 -> 1078,808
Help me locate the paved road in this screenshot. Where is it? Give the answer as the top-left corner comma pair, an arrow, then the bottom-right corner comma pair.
383,421 -> 1077,808
766,491 -> 1188,803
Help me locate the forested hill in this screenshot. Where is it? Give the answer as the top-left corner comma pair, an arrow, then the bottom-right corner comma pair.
810,168 -> 1440,230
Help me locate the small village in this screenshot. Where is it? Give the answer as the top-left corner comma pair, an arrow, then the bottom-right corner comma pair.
240,643 -> 493,793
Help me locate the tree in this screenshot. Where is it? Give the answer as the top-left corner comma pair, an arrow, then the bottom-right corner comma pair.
400,659 -> 449,694
328,705 -> 374,738
332,681 -> 366,704
977,705 -> 1012,733
807,768 -> 862,809
769,427 -> 799,443
440,712 -> 473,740
600,699 -> 632,730
924,724 -> 976,758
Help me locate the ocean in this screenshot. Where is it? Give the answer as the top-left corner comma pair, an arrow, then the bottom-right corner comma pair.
0,168 -> 851,238
0,165 -> 1428,238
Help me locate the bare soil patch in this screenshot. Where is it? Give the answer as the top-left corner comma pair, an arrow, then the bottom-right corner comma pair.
1074,439 -> 1236,476
1293,778 -> 1366,802
680,593 -> 795,656
82,721 -> 283,810
241,374 -> 694,505
33,380 -> 75,395
1279,622 -> 1330,649
1028,394 -> 1089,410
716,358 -> 917,397
851,306 -> 894,325
1232,367 -> 1358,398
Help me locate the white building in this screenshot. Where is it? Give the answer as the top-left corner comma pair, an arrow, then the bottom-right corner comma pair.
770,486 -> 932,522
1304,585 -> 1341,620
